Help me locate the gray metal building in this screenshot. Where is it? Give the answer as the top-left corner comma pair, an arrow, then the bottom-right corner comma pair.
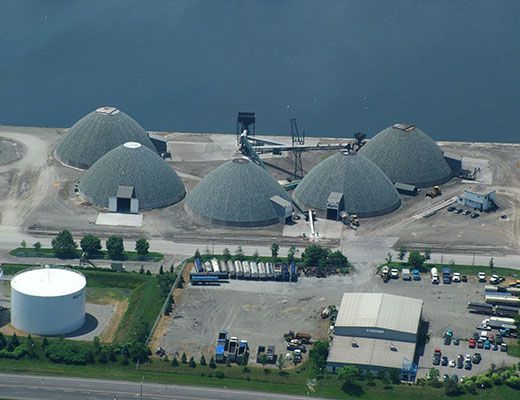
457,189 -> 496,211
327,293 -> 422,376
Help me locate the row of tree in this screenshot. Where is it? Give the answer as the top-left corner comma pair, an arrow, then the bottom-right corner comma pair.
36,230 -> 150,260
194,243 -> 298,263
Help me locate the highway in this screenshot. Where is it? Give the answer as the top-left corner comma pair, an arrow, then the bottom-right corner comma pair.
0,373 -> 321,400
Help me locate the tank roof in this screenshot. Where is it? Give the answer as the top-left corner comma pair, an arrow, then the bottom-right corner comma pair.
11,267 -> 86,297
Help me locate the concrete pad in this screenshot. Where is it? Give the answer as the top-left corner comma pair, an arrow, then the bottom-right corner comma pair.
96,213 -> 143,227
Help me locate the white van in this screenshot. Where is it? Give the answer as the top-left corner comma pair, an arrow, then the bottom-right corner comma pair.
431,267 -> 439,284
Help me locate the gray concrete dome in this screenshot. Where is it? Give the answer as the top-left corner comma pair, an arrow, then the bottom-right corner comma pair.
185,158 -> 291,227
359,124 -> 452,188
57,107 -> 156,169
293,152 -> 401,217
78,142 -> 185,210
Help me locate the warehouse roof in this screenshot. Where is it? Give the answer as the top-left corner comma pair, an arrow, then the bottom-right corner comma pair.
11,267 -> 86,297
328,335 -> 416,369
359,124 -> 452,188
185,158 -> 291,227
335,293 -> 422,335
56,107 -> 156,169
78,142 -> 185,210
293,152 -> 400,217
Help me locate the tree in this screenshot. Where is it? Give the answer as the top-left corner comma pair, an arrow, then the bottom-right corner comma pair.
424,248 -> 431,261
194,249 -> 201,259
223,248 -> 231,262
505,376 -> 520,389
489,257 -> 495,269
42,337 -> 49,348
287,246 -> 297,263
271,243 -> 280,259
33,241 -> 42,251
188,356 -> 196,368
462,379 -> 477,394
106,235 -> 124,260
200,354 -> 207,366
427,368 -> 439,384
235,245 -> 245,261
398,245 -> 407,261
337,365 -> 359,384
0,333 -> 6,349
209,356 -> 217,369
135,238 -> 150,259
172,356 -> 179,367
259,353 -> 268,366
10,333 -> 20,348
159,265 -> 164,275
51,230 -> 78,259
302,244 -> 329,269
21,240 -> 26,248
475,375 -> 492,388
80,234 -> 101,258
408,250 -> 425,268
276,354 -> 285,373
181,352 -> 187,364
139,265 -> 145,274
327,250 -> 351,273
309,340 -> 329,371
93,336 -> 101,355
444,378 -> 461,396
169,264 -> 174,273
26,334 -> 36,359
385,252 -> 393,264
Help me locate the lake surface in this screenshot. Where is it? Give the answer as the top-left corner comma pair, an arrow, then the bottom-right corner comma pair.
1,1 -> 519,142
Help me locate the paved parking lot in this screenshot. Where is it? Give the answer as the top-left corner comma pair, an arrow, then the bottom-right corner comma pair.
419,337 -> 518,379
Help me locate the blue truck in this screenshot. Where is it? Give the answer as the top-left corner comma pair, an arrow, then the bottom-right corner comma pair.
290,261 -> 298,282
190,275 -> 219,284
281,263 -> 290,281
442,267 -> 452,284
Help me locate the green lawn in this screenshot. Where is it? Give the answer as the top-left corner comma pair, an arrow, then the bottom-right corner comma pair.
9,247 -> 164,261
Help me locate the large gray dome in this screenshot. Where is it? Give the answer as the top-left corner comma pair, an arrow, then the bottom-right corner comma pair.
57,107 -> 156,169
359,124 -> 452,188
78,142 -> 185,210
186,158 -> 292,227
293,152 -> 401,217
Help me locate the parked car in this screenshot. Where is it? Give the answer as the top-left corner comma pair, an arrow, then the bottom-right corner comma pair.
441,356 -> 449,366
468,339 -> 476,348
484,340 -> 491,350
501,343 -> 508,352
453,338 -> 460,346
456,355 -> 464,369
462,275 -> 468,282
455,208 -> 463,214
433,355 -> 441,365
465,361 -> 472,370
453,272 -> 461,282
447,206 -> 456,212
390,269 -> 399,279
490,275 -> 500,285
492,343 -> 499,351
478,272 -> 486,282
444,336 -> 451,345
412,269 -> 421,280
471,213 -> 480,218
463,210 -> 471,215
477,340 -> 484,349
449,359 -> 456,368
472,353 -> 482,364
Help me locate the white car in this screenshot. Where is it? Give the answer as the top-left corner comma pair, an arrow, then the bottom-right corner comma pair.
453,272 -> 461,282
490,275 -> 500,285
478,272 -> 486,282
390,269 -> 399,279
464,354 -> 471,363
449,360 -> 456,368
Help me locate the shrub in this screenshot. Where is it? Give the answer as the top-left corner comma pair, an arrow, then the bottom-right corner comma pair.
44,341 -> 94,365
215,371 -> 225,379
189,356 -> 196,368
505,376 -> 520,389
172,356 -> 179,367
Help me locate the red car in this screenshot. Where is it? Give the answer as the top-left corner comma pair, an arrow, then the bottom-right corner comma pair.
469,339 -> 476,348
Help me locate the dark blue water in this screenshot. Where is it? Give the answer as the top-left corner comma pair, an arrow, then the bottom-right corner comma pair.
1,1 -> 519,142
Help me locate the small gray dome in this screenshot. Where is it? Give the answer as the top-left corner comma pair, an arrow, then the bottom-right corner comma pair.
78,142 -> 185,210
186,158 -> 291,227
359,124 -> 452,188
57,107 -> 156,169
293,152 -> 401,217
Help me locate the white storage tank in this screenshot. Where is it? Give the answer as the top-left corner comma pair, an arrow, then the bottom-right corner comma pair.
10,266 -> 86,335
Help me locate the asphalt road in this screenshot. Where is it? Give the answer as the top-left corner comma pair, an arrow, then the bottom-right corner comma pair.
0,373 -> 322,400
